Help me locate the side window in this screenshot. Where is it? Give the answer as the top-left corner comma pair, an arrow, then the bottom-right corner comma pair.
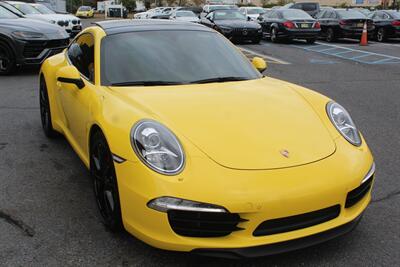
330,11 -> 337,19
383,13 -> 390,19
67,33 -> 95,83
323,11 -> 330,18
316,10 -> 325,19
269,11 -> 277,19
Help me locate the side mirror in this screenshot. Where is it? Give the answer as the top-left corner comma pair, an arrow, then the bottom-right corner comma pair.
247,16 -> 251,21
56,65 -> 85,89
252,57 -> 267,73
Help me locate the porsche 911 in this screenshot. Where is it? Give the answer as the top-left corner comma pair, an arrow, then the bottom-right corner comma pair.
39,20 -> 375,258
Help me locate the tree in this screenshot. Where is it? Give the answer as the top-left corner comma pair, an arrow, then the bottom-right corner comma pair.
121,0 -> 136,11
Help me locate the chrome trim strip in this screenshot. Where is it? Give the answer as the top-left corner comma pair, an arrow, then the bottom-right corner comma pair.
361,162 -> 375,184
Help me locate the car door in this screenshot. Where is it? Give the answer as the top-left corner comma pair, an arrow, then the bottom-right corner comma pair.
263,11 -> 277,34
58,32 -> 96,153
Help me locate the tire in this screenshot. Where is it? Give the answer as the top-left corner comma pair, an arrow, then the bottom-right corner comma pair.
326,28 -> 336,42
90,130 -> 123,232
376,28 -> 386,42
306,38 -> 316,44
0,41 -> 16,75
39,76 -> 58,138
270,27 -> 279,43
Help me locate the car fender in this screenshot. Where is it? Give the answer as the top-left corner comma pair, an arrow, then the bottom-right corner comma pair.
0,33 -> 17,59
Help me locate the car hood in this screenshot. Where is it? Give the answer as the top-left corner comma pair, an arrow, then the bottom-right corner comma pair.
215,20 -> 260,29
0,18 -> 68,37
110,78 -> 336,170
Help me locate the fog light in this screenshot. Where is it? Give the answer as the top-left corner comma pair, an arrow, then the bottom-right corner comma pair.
147,197 -> 227,213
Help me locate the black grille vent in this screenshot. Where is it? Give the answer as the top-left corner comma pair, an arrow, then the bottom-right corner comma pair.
23,39 -> 69,58
168,210 -> 245,237
253,205 -> 341,236
345,175 -> 373,208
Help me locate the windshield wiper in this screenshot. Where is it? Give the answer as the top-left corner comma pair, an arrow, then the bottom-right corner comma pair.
110,81 -> 185,86
189,77 -> 250,84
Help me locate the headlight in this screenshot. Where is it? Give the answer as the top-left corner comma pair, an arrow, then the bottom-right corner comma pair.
327,101 -> 361,146
12,31 -> 44,39
131,120 -> 185,175
219,26 -> 232,33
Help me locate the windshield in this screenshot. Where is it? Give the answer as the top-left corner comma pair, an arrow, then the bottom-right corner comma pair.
78,6 -> 91,11
337,10 -> 366,19
11,3 -> 41,14
0,6 -> 19,18
176,11 -> 196,17
247,8 -> 264,15
209,5 -> 237,12
214,10 -> 246,20
33,4 -> 55,14
282,9 -> 312,19
101,31 -> 261,86
302,3 -> 318,11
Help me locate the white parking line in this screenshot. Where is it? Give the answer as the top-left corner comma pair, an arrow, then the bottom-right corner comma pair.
238,46 -> 291,65
369,41 -> 400,48
294,42 -> 400,64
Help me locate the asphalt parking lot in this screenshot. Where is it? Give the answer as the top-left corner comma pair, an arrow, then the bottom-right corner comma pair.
1,18 -> 399,266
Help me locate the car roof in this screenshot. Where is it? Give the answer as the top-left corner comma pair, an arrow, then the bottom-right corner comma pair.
94,19 -> 212,35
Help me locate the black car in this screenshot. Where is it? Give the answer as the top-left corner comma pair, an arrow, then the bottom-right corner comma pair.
317,9 -> 374,42
284,2 -> 320,18
369,10 -> 400,42
258,9 -> 320,43
0,5 -> 69,75
200,9 -> 262,44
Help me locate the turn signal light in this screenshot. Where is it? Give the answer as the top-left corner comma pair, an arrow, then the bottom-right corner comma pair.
314,22 -> 321,29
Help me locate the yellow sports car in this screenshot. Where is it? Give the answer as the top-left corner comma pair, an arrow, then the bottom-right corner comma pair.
75,6 -> 94,18
39,20 -> 375,258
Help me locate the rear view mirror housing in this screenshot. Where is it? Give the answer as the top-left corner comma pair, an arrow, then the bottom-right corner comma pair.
56,65 -> 85,89
252,57 -> 267,73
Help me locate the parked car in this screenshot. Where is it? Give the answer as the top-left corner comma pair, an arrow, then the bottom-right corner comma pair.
5,1 -> 72,34
76,6 -> 94,18
200,4 -> 238,18
170,10 -> 199,23
39,19 -> 374,257
239,6 -> 265,21
284,2 -> 320,18
200,9 -> 262,43
258,9 -> 320,43
0,5 -> 69,75
30,3 -> 82,37
368,10 -> 400,42
353,8 -> 371,17
177,6 -> 203,17
317,9 -> 374,42
150,7 -> 176,19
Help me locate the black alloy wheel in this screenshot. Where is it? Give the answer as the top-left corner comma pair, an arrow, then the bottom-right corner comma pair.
90,131 -> 123,232
270,27 -> 278,43
0,42 -> 16,75
39,77 -> 57,138
376,28 -> 386,42
326,28 -> 336,42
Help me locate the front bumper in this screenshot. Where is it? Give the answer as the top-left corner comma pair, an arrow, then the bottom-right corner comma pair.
193,214 -> 363,258
14,38 -> 69,66
223,29 -> 263,41
114,137 -> 374,253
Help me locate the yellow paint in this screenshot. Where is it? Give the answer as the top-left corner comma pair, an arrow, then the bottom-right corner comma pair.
40,26 -> 374,252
